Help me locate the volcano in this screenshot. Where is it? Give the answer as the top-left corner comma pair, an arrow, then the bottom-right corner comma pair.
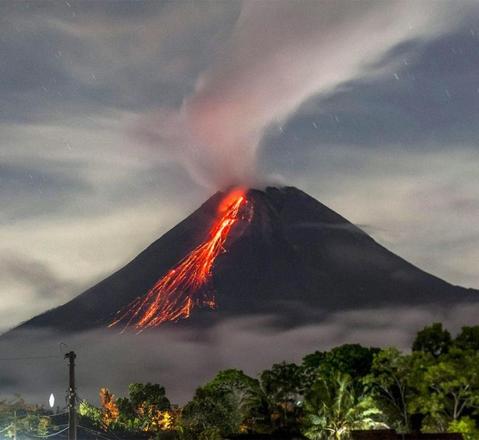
12,186 -> 477,333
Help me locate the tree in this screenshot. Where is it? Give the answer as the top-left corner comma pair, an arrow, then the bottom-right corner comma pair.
200,367 -> 292,434
448,416 -> 479,440
201,369 -> 261,432
302,372 -> 385,440
412,323 -> 452,357
99,388 -> 120,429
303,345 -> 379,398
78,400 -> 102,428
116,383 -> 172,433
365,348 -> 410,431
302,351 -> 326,389
127,383 -> 170,411
364,348 -> 432,432
301,345 -> 379,398
178,387 -> 242,440
203,364 -> 306,434
257,362 -> 305,433
321,345 -> 379,380
260,362 -> 304,405
410,348 -> 479,432
202,369 -> 259,404
454,326 -> 479,351
87,383 -> 174,434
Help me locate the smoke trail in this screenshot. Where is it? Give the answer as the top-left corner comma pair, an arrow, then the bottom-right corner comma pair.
143,0 -> 472,188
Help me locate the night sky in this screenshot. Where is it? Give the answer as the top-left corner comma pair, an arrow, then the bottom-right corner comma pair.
1,0 -> 479,336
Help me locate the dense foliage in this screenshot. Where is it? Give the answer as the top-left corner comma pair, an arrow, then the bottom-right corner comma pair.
79,383 -> 174,434
90,323 -> 479,439
2,323 -> 478,440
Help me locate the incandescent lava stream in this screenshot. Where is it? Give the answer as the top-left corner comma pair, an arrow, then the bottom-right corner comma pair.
109,188 -> 252,331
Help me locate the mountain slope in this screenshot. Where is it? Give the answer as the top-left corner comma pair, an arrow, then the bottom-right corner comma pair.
12,186 -> 478,332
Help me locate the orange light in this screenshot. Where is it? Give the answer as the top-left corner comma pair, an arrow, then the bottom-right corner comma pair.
217,187 -> 246,213
110,188 -> 250,331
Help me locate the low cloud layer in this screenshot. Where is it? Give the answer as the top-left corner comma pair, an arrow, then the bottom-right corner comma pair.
1,304 -> 478,405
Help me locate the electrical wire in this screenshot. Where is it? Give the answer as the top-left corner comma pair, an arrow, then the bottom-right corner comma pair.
1,411 -> 68,421
40,411 -> 69,418
21,425 -> 69,438
78,425 -> 124,440
106,427 -> 124,440
0,355 -> 60,361
75,393 -> 86,404
0,424 -> 13,433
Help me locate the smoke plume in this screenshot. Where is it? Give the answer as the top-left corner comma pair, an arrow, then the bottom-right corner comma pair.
142,0 -> 470,188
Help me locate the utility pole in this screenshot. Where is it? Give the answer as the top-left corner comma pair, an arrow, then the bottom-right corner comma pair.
65,351 -> 77,440
13,409 -> 16,440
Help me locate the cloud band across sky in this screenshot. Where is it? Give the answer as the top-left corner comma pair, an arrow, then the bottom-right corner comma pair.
1,303 -> 478,404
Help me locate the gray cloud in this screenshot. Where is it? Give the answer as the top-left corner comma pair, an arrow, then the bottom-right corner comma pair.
0,253 -> 77,300
262,30 -> 479,157
0,1 -> 239,123
0,162 -> 92,223
0,253 -> 81,331
0,305 -> 477,405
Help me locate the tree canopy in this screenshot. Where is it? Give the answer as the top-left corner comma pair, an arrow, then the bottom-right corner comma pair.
21,321 -> 479,440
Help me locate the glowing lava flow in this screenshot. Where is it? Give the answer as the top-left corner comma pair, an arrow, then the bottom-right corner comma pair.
110,188 -> 250,331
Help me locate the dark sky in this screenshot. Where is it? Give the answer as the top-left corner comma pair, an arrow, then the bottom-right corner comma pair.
1,0 -> 479,333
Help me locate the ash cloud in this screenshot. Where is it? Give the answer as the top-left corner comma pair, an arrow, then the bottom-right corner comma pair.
141,0 -> 474,188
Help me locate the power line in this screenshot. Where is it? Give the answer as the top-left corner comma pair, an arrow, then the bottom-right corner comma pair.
0,355 -> 60,361
78,426 -> 109,438
2,411 -> 69,421
0,424 -> 13,433
22,425 -> 69,438
78,425 -> 123,440
105,427 -> 124,440
0,401 -> 69,425
41,411 -> 69,419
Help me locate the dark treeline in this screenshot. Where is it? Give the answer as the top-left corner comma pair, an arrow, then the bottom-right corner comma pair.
1,323 -> 478,440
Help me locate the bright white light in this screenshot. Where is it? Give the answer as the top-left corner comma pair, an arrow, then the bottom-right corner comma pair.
49,393 -> 55,408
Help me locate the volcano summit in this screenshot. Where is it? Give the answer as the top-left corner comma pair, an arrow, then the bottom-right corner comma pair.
13,186 -> 477,334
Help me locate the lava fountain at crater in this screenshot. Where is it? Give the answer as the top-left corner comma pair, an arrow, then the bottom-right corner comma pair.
110,188 -> 252,331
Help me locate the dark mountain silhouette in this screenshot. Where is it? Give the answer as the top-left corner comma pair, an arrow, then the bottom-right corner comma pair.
9,186 -> 478,333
